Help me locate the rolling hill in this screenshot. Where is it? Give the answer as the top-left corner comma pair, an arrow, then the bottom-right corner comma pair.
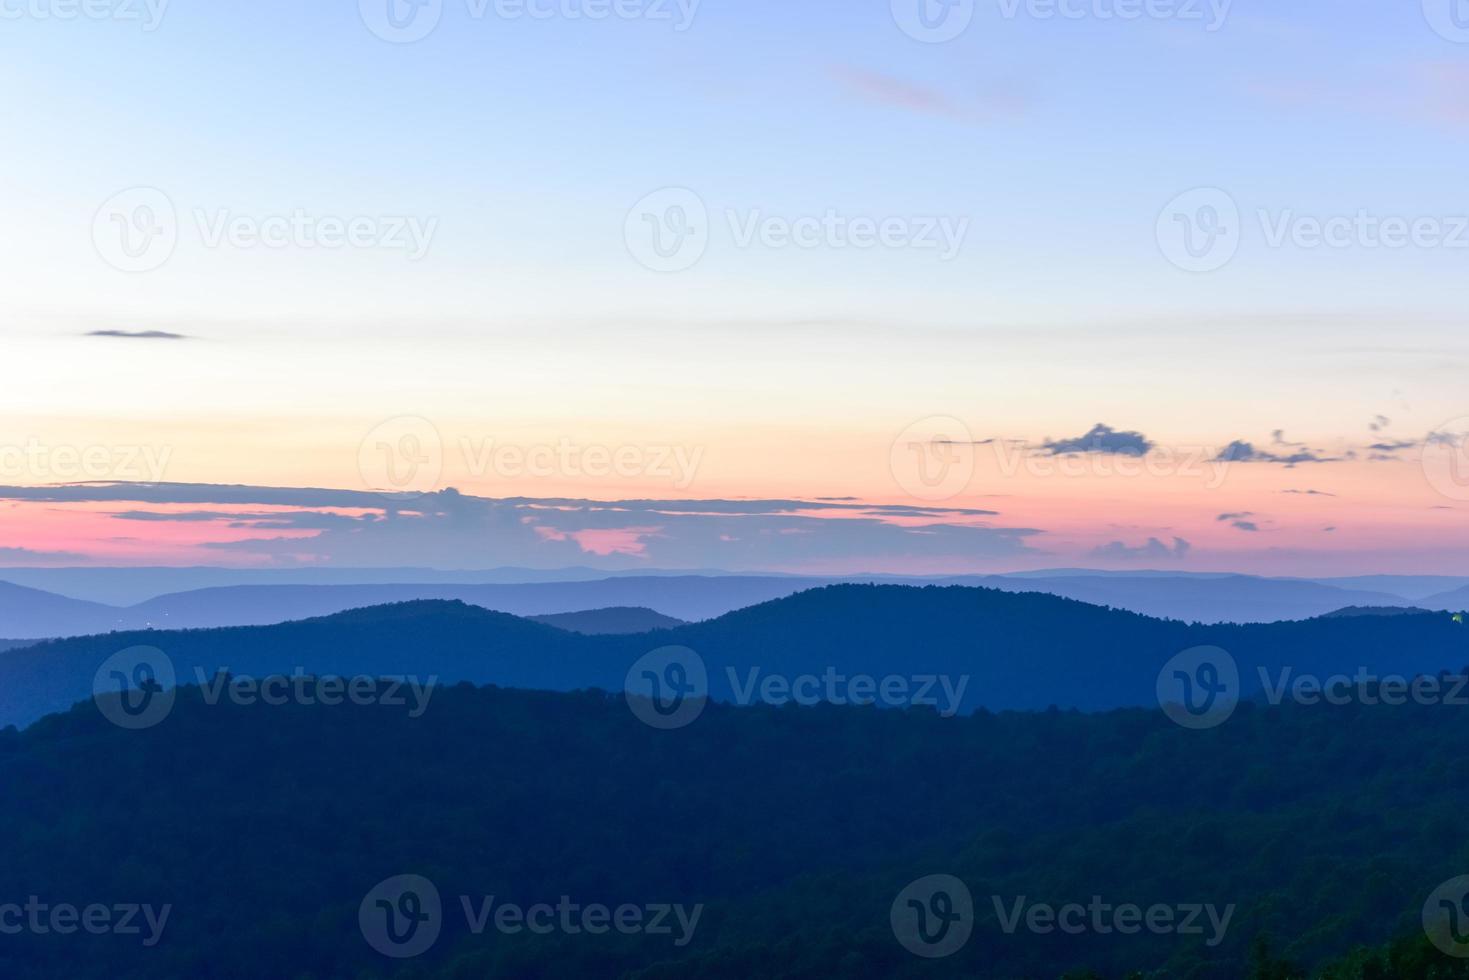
1,584 -> 1466,730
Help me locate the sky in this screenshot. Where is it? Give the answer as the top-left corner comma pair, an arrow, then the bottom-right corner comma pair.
3,0 -> 1469,574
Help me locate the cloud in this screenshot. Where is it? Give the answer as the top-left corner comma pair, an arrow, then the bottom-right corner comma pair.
833,67 -> 958,116
1088,536 -> 1191,561
1366,440 -> 1415,453
830,67 -> 1026,123
110,509 -> 373,531
1213,441 -> 1342,465
1271,429 -> 1306,447
536,525 -> 665,558
0,546 -> 89,565
1246,63 -> 1469,131
86,330 -> 188,340
1,482 -> 1043,571
0,482 -> 391,508
1216,512 -> 1261,532
1281,489 -> 1335,496
1041,424 -> 1153,457
111,510 -> 254,522
1369,415 -> 1391,432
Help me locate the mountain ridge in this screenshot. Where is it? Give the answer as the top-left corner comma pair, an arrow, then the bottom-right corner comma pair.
2,583 -> 1466,730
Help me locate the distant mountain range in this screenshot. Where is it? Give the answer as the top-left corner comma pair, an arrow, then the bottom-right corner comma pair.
0,565 -> 760,606
0,576 -> 811,639
953,572 -> 1415,624
2,584 -> 1466,730
6,564 -> 1465,608
2,568 -> 1463,641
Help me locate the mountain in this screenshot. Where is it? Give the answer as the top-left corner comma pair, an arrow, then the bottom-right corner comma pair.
0,575 -> 825,641
1312,574 -> 1469,601
1420,584 -> 1469,611
122,576 -> 831,630
2,584 -> 1467,730
0,581 -> 125,638
0,601 -> 602,730
944,573 -> 1412,624
0,565 -> 756,606
528,606 -> 687,634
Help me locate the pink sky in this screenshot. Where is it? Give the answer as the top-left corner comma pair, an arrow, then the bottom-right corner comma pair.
1,438 -> 1464,576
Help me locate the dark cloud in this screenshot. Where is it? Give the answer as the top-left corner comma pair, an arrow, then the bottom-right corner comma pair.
111,510 -> 254,522
1216,512 -> 1253,521
1216,442 -> 1275,462
859,506 -> 1001,519
1042,424 -> 1153,457
585,499 -> 999,517
1216,512 -> 1261,532
0,482 -> 391,508
1369,415 -> 1391,432
1281,489 -> 1336,496
1088,536 -> 1191,561
1367,440 -> 1415,452
109,510 -> 376,531
1213,441 -> 1342,465
1271,429 -> 1306,447
86,330 -> 189,340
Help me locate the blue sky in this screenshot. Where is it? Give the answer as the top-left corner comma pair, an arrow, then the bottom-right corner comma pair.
6,0 -> 1468,329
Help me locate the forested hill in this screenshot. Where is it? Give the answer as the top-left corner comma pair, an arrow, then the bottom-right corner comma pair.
4,679 -> 1469,978
0,584 -> 1466,729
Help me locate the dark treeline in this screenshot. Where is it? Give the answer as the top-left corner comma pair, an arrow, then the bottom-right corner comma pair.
3,672 -> 1469,978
